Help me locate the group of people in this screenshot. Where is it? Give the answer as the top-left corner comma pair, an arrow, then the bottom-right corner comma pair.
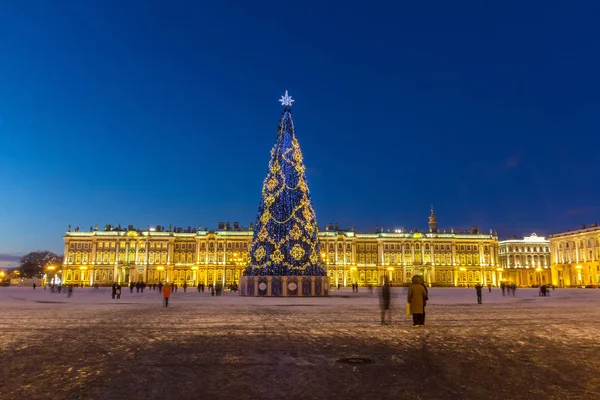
500,282 -> 517,296
380,275 -> 428,327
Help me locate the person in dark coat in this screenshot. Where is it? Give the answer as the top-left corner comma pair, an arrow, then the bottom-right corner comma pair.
475,283 -> 483,304
183,282 -> 187,293
407,275 -> 427,326
421,281 -> 429,324
380,278 -> 392,325
112,283 -> 117,299
116,284 -> 122,299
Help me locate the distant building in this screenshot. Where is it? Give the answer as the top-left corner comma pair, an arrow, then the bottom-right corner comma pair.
498,234 -> 551,286
550,224 -> 600,287
61,211 -> 501,288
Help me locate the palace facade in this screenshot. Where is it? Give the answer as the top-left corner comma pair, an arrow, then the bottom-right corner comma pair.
549,224 -> 600,287
61,210 -> 502,287
498,234 -> 551,286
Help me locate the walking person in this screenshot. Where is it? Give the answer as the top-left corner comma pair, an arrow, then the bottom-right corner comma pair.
421,280 -> 429,324
488,283 -> 492,293
380,278 -> 392,325
112,283 -> 117,299
511,283 -> 516,296
501,282 -> 506,296
407,275 -> 427,327
33,283 -> 37,290
67,284 -> 73,298
163,282 -> 171,307
475,283 -> 483,304
183,282 -> 187,293
116,284 -> 122,299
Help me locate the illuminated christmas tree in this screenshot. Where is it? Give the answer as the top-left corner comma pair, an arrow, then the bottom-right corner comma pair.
244,91 -> 326,277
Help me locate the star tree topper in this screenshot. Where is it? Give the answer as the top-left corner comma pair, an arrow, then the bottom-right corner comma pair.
279,90 -> 294,107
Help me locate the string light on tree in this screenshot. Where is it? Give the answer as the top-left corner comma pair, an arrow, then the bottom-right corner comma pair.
244,92 -> 325,277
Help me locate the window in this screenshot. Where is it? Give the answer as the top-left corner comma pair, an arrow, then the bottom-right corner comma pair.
227,243 -> 232,249
425,244 -> 430,250
384,244 -> 389,250
435,245 -> 439,251
235,242 -> 240,249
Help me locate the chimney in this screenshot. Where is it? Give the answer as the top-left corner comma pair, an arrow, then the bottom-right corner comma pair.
335,223 -> 339,230
226,222 -> 231,231
234,222 -> 239,230
218,222 -> 225,230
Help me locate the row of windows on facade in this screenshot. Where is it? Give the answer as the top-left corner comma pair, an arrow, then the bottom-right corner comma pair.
557,238 -> 600,249
555,249 -> 600,263
330,243 -> 488,252
69,250 -> 490,266
66,267 -> 499,284
500,246 -> 550,253
69,241 -> 250,251
70,241 -> 490,253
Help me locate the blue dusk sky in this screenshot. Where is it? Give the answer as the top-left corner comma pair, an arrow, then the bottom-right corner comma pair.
1,1 -> 599,255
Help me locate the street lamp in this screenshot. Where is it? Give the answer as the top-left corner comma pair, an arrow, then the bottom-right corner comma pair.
575,265 -> 582,286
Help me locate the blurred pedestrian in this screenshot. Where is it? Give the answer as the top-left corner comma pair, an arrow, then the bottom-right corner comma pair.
116,284 -> 122,299
183,282 -> 187,293
422,280 -> 429,324
33,283 -> 37,290
163,282 -> 171,307
407,275 -> 427,326
111,283 -> 117,299
488,283 -> 492,292
475,283 -> 483,304
380,278 -> 391,325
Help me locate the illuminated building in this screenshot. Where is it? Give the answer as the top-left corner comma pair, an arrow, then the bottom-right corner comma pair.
550,224 -> 600,287
498,234 -> 551,286
62,208 -> 500,287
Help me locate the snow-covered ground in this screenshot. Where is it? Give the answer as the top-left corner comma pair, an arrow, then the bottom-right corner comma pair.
1,286 -> 599,400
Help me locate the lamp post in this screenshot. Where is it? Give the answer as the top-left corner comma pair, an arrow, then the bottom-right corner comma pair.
575,265 -> 582,287
46,265 -> 56,286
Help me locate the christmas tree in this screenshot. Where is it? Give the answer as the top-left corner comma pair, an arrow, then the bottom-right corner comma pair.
244,91 -> 326,277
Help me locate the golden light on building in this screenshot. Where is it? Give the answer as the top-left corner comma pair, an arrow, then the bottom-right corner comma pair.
61,211 -> 501,288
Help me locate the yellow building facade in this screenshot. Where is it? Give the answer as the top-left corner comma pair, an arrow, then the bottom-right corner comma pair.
550,224 -> 600,287
498,234 -> 551,286
62,212 -> 501,288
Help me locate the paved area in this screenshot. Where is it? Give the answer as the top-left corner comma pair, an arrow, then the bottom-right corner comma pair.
1,287 -> 599,400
